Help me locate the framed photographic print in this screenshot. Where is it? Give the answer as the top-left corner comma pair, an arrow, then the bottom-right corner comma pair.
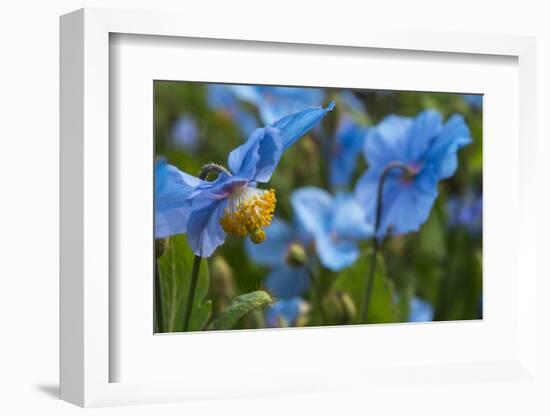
60,8 -> 538,408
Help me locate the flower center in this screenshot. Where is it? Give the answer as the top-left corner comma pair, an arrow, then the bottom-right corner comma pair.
219,187 -> 277,244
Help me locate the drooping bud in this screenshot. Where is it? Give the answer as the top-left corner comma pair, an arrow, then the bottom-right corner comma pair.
155,238 -> 168,258
209,256 -> 236,313
285,243 -> 307,268
323,291 -> 357,325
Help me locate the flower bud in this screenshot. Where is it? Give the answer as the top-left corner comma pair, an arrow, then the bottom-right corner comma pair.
209,256 -> 236,302
323,291 -> 356,325
155,238 -> 168,258
285,243 -> 307,268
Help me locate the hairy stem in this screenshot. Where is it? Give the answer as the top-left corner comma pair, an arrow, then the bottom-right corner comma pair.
183,255 -> 202,332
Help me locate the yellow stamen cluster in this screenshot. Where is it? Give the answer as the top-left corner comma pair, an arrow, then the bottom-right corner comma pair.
220,188 -> 277,244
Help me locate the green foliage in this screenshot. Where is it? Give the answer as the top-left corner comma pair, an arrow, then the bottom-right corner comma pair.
157,235 -> 211,332
208,290 -> 273,330
331,252 -> 397,324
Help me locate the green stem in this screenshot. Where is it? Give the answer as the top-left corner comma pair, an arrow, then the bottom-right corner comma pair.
183,255 -> 202,332
360,161 -> 415,323
154,260 -> 164,332
306,265 -> 326,324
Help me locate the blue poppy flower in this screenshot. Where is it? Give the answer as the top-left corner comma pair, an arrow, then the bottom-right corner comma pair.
291,187 -> 373,271
355,110 -> 472,239
245,218 -> 311,298
329,115 -> 368,187
265,297 -> 309,328
207,84 -> 259,136
463,94 -> 482,110
408,297 -> 434,322
155,103 -> 334,257
171,116 -> 199,152
447,193 -> 482,235
229,85 -> 325,125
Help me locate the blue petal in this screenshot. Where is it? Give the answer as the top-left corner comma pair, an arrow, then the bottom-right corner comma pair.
315,233 -> 360,271
463,94 -> 482,109
155,161 -> 203,238
272,102 -> 335,150
330,192 -> 374,239
207,85 -> 259,136
355,168 -> 438,239
265,266 -> 310,299
231,86 -> 325,125
377,170 -> 438,238
329,115 -> 368,187
363,114 -> 413,169
186,198 -> 228,257
171,116 -> 199,152
265,297 -> 307,327
245,218 -> 295,267
227,126 -> 284,182
405,110 -> 442,163
338,90 -> 366,114
291,187 -> 333,238
408,297 -> 434,322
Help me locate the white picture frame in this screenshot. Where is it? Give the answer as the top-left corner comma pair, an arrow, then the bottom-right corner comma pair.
60,7 -> 537,408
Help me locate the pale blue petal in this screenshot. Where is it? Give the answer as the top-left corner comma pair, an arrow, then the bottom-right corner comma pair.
227,126 -> 284,182
272,102 -> 335,150
329,115 -> 368,187
315,233 -> 360,271
331,192 -> 374,239
155,161 -> 203,238
265,266 -> 310,299
363,114 -> 414,169
171,116 -> 199,152
408,297 -> 434,322
376,170 -> 438,238
186,199 -> 228,257
265,297 -> 307,327
291,187 -> 332,237
406,110 -> 442,162
425,114 -> 472,179
245,218 -> 295,267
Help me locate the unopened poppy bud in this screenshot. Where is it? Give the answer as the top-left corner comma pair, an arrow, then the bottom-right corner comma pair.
285,243 -> 307,268
323,291 -> 356,325
155,238 -> 167,258
209,256 -> 236,301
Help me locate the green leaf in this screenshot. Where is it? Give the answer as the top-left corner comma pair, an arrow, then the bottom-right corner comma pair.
157,235 -> 211,332
208,290 -> 273,331
331,252 -> 396,324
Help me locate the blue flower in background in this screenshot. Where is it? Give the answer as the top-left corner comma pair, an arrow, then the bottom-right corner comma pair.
447,193 -> 482,235
207,85 -> 259,136
230,85 -> 325,125
463,94 -> 482,110
337,90 -> 367,115
355,110 -> 472,239
265,297 -> 309,328
408,297 -> 434,322
292,187 -> 373,271
246,218 -> 311,299
171,116 -> 199,152
329,115 -> 368,187
155,103 -> 334,257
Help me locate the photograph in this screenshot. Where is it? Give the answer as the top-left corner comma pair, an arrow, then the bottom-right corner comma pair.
154,82 -> 483,333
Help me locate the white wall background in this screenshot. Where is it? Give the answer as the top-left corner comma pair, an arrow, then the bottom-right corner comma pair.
1,0 -> 548,414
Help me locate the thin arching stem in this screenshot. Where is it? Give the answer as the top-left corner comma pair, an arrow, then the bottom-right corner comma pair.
360,161 -> 416,323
